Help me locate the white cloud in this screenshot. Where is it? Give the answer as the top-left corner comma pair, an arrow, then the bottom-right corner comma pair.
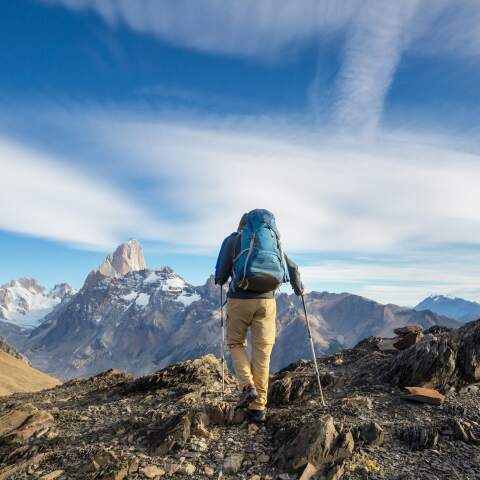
332,2 -> 419,135
90,112 -> 480,253
2,106 -> 480,304
301,257 -> 480,305
41,0 -> 480,135
0,136 -> 164,251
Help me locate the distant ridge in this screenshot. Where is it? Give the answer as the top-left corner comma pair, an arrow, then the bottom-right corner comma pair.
416,294 -> 480,322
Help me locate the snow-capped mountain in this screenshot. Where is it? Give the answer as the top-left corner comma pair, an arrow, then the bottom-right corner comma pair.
21,242 -> 211,379
415,294 -> 480,322
4,239 -> 459,380
0,278 -> 75,329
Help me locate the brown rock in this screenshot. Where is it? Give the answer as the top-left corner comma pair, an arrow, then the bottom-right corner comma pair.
163,463 -> 181,475
0,405 -> 54,444
342,396 -> 373,411
400,386 -> 445,405
39,471 -> 64,480
179,462 -> 195,475
140,464 -> 165,478
223,453 -> 244,473
258,453 -> 270,463
204,465 -> 215,476
358,422 -> 384,447
148,413 -> 191,455
275,415 -> 354,472
393,332 -> 423,350
394,325 -> 423,336
248,422 -> 259,434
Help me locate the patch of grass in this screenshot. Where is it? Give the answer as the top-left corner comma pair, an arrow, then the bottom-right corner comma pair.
346,452 -> 382,474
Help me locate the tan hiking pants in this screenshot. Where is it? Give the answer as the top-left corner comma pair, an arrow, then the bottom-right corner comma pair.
226,297 -> 276,411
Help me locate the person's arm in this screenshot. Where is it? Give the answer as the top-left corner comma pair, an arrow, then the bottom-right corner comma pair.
284,253 -> 305,296
214,233 -> 236,285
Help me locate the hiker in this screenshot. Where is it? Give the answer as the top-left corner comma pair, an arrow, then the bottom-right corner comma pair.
214,209 -> 306,422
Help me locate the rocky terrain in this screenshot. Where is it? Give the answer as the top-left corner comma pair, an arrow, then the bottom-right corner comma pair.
416,294 -> 480,322
1,320 -> 479,479
4,240 -> 458,380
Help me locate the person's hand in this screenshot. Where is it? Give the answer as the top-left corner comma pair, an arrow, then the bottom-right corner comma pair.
301,288 -> 308,296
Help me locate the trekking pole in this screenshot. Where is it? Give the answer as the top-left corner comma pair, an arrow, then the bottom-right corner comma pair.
220,286 -> 225,397
301,295 -> 326,407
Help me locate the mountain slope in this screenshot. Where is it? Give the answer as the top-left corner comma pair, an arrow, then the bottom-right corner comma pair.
16,240 -> 457,380
0,278 -> 75,329
416,294 -> 480,322
0,337 -> 60,396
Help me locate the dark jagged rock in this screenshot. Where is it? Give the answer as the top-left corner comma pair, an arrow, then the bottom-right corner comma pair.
147,412 -> 192,455
268,362 -> 335,405
399,425 -> 440,450
121,355 -> 235,396
383,319 -> 480,390
274,415 -> 354,473
394,325 -> 423,336
392,331 -> 423,350
357,421 -> 385,447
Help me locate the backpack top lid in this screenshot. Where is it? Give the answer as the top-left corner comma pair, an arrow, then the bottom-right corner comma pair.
245,209 -> 279,235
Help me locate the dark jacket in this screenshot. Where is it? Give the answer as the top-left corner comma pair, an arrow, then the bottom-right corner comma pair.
214,232 -> 304,299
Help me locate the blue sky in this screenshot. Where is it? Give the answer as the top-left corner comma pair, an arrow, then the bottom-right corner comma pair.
1,0 -> 480,305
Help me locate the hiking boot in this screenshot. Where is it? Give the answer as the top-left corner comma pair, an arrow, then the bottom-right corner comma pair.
247,408 -> 267,423
237,384 -> 258,408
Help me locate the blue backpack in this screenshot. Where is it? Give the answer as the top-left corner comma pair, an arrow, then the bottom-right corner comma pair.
232,209 -> 289,293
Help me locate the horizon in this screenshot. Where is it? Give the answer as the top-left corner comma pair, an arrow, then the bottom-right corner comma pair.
1,1 -> 480,306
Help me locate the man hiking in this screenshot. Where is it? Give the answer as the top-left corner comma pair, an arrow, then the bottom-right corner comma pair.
215,209 -> 305,423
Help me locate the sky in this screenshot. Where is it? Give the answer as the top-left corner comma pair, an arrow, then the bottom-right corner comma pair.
1,0 -> 480,306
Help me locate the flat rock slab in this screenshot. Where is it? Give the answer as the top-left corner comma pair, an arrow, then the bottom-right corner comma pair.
394,325 -> 423,336
400,386 -> 445,405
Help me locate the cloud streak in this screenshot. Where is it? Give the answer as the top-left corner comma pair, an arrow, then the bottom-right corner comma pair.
41,0 -> 480,135
0,136 -> 163,251
2,104 -> 480,304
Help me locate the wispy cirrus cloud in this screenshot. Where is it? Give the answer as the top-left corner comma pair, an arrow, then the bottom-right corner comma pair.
2,103 -> 480,304
0,136 -> 164,251
41,0 -> 480,135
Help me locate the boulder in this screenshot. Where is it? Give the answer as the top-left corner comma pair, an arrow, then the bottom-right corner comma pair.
399,386 -> 445,405
394,325 -> 423,336
358,422 -> 384,446
140,465 -> 165,478
0,404 -> 54,445
383,320 -> 480,390
393,332 -> 423,350
399,425 -> 439,450
274,415 -> 354,472
147,413 -> 191,455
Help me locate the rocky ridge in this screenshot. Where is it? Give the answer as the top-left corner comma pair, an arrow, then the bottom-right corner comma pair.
3,240 -> 460,380
1,320 -> 479,479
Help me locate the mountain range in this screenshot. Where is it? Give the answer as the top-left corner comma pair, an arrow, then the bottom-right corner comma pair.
1,240 -> 461,380
415,294 -> 480,322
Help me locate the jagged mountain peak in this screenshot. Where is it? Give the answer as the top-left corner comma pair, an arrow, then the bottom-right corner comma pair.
5,277 -> 45,294
96,239 -> 146,279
